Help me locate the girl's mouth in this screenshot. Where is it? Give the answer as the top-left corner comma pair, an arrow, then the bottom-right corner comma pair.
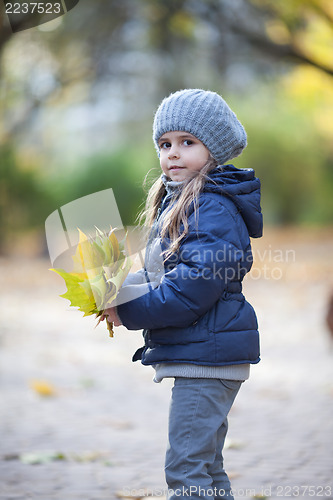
169,165 -> 184,170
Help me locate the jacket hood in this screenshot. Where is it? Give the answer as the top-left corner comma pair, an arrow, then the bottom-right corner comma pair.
205,165 -> 263,238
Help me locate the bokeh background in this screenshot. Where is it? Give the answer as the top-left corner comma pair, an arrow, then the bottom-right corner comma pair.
1,0 -> 333,250
0,1 -> 333,499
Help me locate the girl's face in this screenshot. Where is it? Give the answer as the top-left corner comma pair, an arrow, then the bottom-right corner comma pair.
158,131 -> 210,182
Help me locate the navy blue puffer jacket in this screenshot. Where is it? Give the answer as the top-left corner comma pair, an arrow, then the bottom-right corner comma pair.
117,165 -> 263,367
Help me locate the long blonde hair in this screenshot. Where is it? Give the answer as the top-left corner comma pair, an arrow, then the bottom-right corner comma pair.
140,157 -> 218,258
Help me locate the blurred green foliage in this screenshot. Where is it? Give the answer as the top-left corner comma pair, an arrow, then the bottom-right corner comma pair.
54,147 -> 157,227
237,87 -> 333,225
0,145 -> 56,251
1,0 -> 333,254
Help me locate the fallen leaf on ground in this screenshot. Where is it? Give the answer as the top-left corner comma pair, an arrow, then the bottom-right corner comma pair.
70,450 -> 108,462
20,451 -> 65,465
224,438 -> 246,450
29,379 -> 57,397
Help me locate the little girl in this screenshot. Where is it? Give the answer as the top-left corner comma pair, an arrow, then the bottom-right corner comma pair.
105,89 -> 263,500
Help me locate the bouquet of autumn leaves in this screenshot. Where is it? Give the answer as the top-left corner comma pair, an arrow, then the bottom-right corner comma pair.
51,227 -> 132,336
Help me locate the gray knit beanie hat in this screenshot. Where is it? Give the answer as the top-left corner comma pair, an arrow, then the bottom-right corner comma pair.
153,88 -> 247,165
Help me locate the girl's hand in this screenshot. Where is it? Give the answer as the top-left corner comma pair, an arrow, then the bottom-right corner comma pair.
101,307 -> 122,327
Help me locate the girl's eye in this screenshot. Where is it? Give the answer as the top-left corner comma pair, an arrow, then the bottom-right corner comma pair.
184,139 -> 193,146
160,142 -> 171,149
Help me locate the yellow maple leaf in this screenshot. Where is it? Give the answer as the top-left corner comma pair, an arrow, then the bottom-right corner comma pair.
50,268 -> 98,316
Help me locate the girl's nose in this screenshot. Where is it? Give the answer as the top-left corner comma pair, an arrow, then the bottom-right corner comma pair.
168,147 -> 180,159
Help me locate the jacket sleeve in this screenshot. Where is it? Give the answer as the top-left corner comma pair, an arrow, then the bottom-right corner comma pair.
117,196 -> 245,330
121,268 -> 146,286
112,268 -> 159,306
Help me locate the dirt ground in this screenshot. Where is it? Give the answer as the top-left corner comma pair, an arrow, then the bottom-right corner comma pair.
0,226 -> 333,500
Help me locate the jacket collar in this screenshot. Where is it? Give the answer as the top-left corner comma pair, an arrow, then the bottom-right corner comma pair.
161,174 -> 184,196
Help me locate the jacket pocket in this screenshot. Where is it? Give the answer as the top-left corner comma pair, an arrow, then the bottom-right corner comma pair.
213,296 -> 258,333
149,313 -> 210,345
